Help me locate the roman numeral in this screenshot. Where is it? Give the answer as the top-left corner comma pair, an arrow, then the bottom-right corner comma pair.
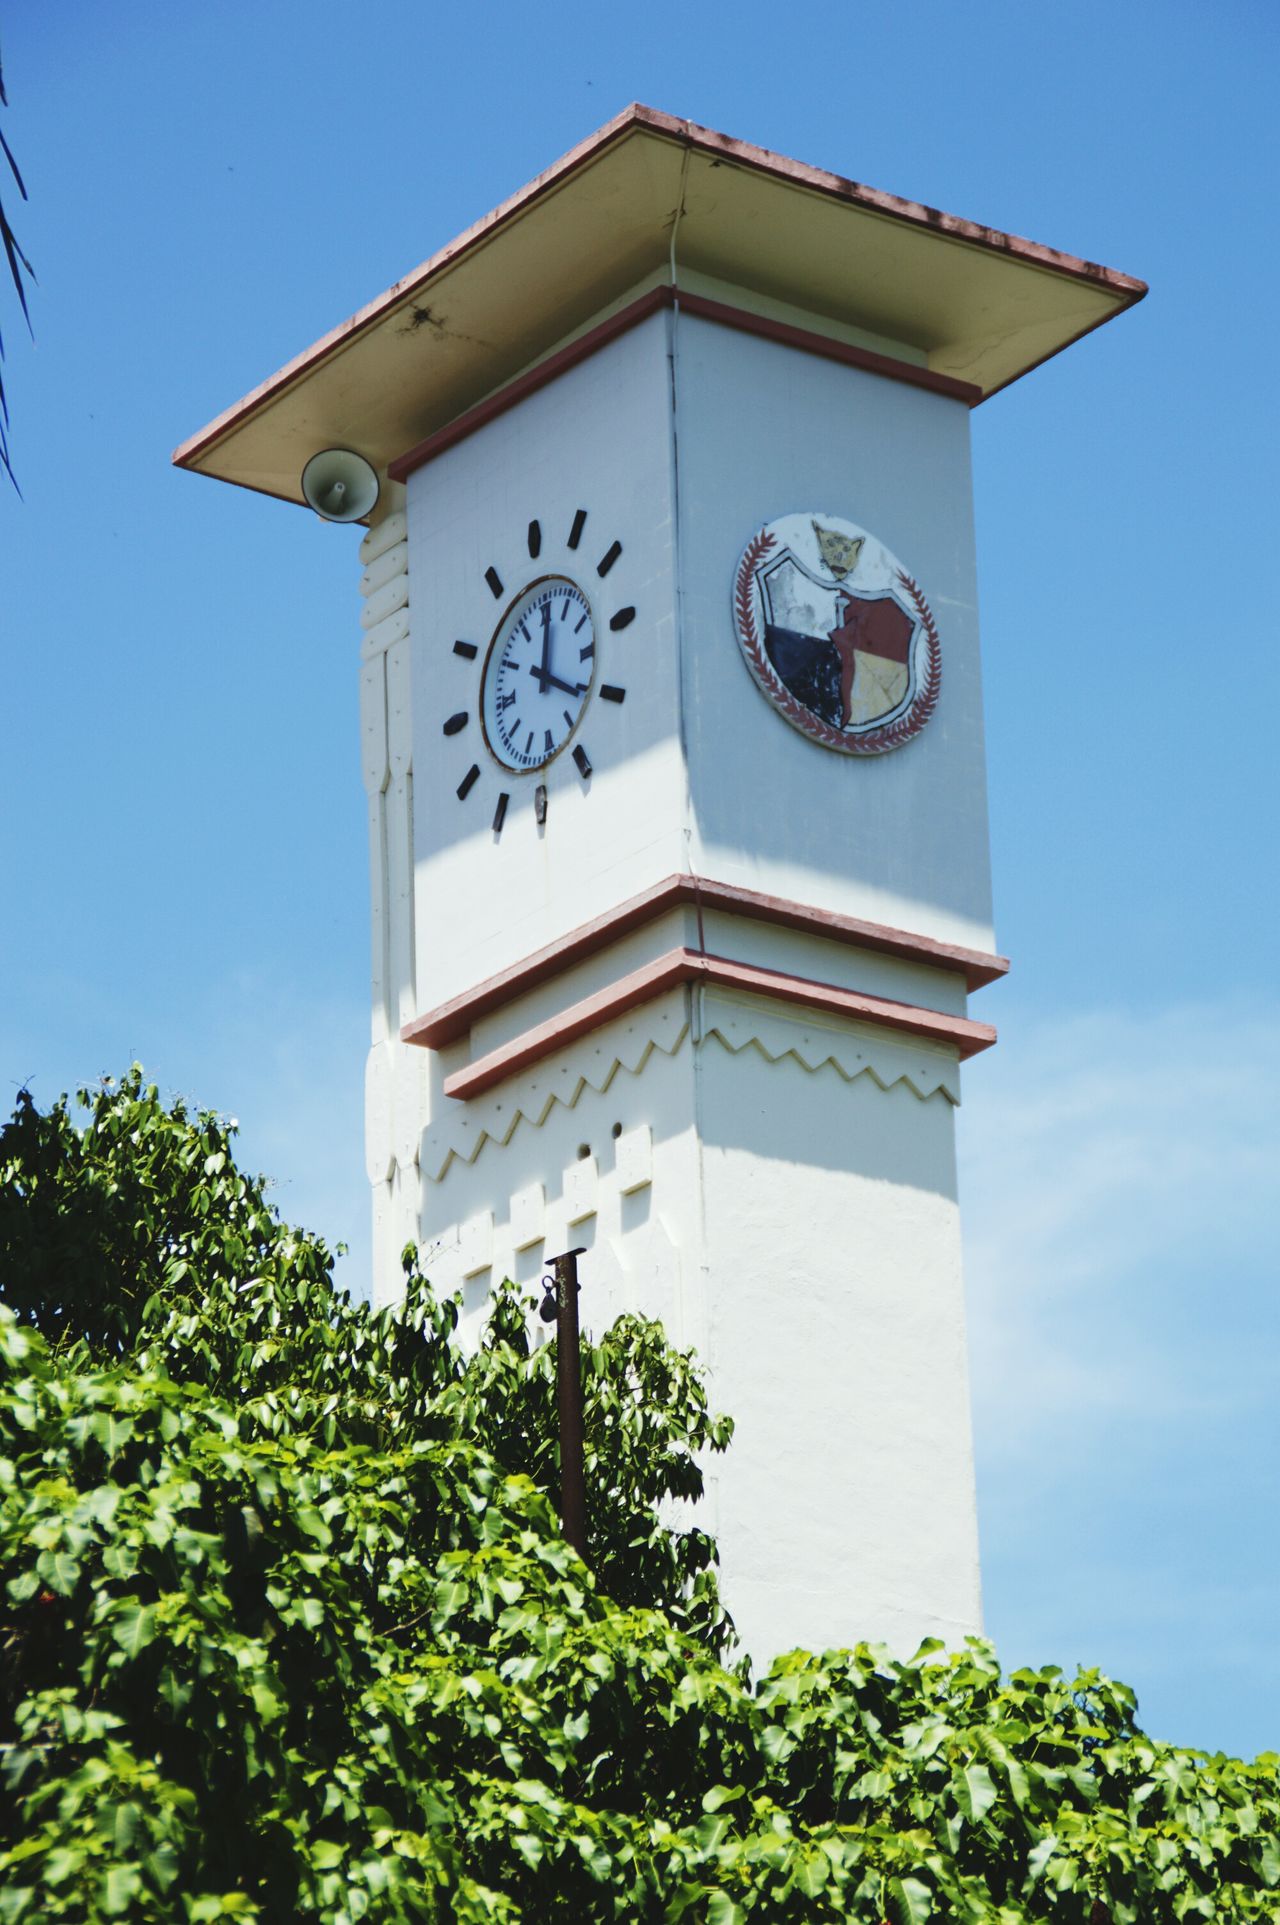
561,598 -> 570,620
544,728 -> 554,753
500,691 -> 516,709
575,612 -> 588,632
562,709 -> 574,729
580,642 -> 594,662
524,731 -> 533,756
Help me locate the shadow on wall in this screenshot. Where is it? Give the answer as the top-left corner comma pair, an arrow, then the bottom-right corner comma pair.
695,1023 -> 961,1192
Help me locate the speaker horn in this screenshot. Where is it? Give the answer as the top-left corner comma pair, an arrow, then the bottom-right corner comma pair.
301,447 -> 381,523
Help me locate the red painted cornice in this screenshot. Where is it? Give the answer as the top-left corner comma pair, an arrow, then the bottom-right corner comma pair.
441,946 -> 995,1101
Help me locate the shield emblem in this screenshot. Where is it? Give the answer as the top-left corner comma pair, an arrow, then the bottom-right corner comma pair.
732,514 -> 940,756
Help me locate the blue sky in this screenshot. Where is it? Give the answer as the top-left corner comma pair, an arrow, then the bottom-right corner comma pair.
3,0 -> 1276,1758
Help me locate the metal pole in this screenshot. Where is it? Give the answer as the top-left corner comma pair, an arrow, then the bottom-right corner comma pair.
552,1246 -> 587,1561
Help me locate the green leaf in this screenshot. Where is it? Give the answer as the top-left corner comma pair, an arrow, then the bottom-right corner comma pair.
98,1802 -> 142,1852
111,1602 -> 156,1658
1260,1834 -> 1280,1887
43,1848 -> 82,1887
98,1865 -> 141,1916
793,1850 -> 828,1897
1027,1835 -> 1059,1883
886,1875 -> 933,1925
701,1784 -> 745,1813
41,1550 -> 79,1595
695,1814 -> 732,1852
954,1763 -> 997,1823
90,1411 -> 135,1455
294,1506 -> 332,1546
759,1724 -> 794,1764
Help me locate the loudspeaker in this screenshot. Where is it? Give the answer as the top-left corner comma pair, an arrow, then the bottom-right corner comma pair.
301,447 -> 381,523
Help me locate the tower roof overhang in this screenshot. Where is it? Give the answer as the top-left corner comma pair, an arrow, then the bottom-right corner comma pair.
173,103 -> 1146,511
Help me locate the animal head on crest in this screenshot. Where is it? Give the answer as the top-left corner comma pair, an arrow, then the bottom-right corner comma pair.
812,522 -> 864,579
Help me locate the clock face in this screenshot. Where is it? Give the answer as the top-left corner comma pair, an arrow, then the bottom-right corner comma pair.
443,508 -> 635,839
481,576 -> 595,773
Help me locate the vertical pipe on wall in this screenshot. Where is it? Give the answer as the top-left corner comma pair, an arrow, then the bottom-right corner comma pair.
359,507 -> 420,1301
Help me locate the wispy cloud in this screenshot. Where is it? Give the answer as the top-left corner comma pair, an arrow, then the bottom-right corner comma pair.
959,999 -> 1280,1756
961,999 -> 1280,1447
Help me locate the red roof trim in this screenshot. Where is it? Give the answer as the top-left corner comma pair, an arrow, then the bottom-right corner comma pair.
675,291 -> 983,404
388,288 -> 674,482
403,873 -> 1007,1054
387,285 -> 981,482
440,945 -> 996,1101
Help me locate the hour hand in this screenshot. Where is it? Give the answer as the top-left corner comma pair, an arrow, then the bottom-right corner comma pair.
529,665 -> 584,698
532,601 -> 553,692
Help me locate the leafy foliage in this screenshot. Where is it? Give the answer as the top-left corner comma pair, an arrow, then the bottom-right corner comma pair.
0,1071 -> 732,1649
2,1072 -> 1278,1922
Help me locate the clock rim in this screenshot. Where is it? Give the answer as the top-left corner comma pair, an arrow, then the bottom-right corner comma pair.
479,571 -> 598,777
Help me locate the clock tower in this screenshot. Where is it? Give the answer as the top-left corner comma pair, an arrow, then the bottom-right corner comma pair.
175,107 -> 1144,1665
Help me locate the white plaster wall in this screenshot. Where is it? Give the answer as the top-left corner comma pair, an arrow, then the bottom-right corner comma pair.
409,972 -> 981,1662
402,291 -> 997,1028
405,311 -> 684,1013
416,987 -> 701,1355
692,992 -> 983,1663
673,310 -> 995,955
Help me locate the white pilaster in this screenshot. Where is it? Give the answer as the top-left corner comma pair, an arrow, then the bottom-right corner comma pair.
359,505 -> 427,1304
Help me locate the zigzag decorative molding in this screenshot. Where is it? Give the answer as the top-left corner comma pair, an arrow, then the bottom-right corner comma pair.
421,998 -> 690,1182
700,993 -> 960,1104
422,981 -> 960,1183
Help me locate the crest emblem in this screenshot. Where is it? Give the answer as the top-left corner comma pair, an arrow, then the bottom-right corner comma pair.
732,513 -> 940,755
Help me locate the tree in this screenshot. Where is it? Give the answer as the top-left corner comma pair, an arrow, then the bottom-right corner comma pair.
2,1071 -> 1277,1923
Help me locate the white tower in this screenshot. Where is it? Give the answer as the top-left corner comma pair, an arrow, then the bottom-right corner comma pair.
175,107 -> 1144,1665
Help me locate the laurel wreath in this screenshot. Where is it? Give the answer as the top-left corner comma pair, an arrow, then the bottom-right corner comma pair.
733,527 -> 941,756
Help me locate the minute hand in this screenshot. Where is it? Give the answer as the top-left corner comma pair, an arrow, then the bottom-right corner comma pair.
529,666 -> 585,698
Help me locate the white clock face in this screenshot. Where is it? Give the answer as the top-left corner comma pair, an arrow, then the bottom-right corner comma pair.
481,576 -> 596,773
444,508 -> 633,837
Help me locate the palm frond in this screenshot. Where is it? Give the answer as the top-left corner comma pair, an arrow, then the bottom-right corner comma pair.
0,42 -> 35,493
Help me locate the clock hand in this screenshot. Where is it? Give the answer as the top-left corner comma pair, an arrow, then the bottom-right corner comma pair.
528,665 -> 585,698
533,599 -> 553,693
